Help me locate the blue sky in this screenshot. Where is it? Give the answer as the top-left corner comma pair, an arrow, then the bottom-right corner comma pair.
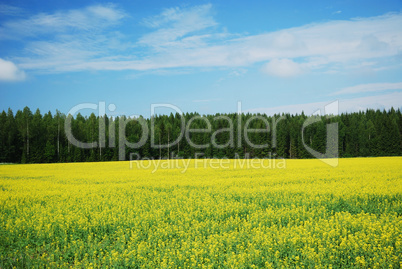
0,0 -> 402,117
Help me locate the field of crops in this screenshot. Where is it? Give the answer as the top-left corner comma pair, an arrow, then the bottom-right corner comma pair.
0,157 -> 401,268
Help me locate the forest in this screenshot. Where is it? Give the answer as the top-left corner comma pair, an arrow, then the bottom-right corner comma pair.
0,107 -> 401,163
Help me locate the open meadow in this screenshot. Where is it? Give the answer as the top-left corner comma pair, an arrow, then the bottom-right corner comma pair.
0,157 -> 401,268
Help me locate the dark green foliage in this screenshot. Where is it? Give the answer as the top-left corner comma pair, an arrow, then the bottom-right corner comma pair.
0,107 -> 401,163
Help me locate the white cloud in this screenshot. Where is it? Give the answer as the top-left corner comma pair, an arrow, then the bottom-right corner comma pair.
246,92 -> 402,116
1,4 -> 128,73
104,11 -> 402,73
358,35 -> 388,52
333,82 -> 402,95
261,58 -> 304,77
233,12 -> 402,72
0,58 -> 26,81
2,4 -> 402,75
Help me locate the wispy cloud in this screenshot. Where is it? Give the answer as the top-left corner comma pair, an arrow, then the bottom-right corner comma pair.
0,4 -> 125,39
332,82 -> 402,95
2,4 -> 402,77
0,4 -> 23,16
139,4 -> 217,49
246,92 -> 402,116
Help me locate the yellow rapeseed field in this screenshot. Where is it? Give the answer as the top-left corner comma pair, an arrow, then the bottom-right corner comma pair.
0,157 -> 401,268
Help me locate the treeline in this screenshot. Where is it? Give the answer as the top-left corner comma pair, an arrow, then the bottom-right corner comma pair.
0,107 -> 401,163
